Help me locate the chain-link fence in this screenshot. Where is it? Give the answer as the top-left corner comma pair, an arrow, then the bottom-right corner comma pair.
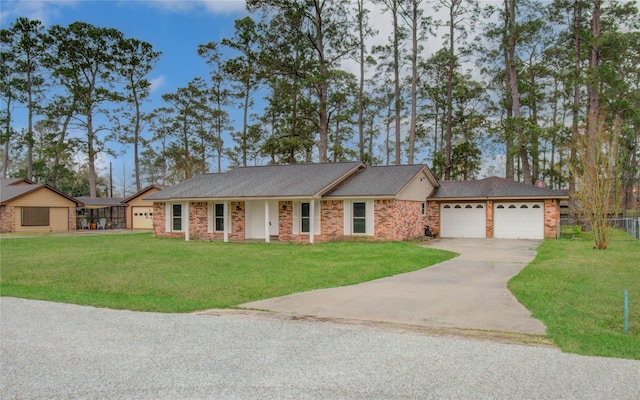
558,217 -> 640,240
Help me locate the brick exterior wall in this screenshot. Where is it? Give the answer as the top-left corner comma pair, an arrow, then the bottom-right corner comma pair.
320,200 -> 345,241
153,198 -> 561,242
544,199 -> 560,239
152,199 -> 434,243
426,201 -> 440,237
388,200 -> 430,241
230,202 -> 245,240
486,200 -> 493,238
0,206 -> 15,233
68,208 -> 76,231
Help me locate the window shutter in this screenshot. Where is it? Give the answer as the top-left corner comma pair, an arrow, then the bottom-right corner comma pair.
165,203 -> 171,232
366,200 -> 374,236
207,202 -> 213,233
314,200 -> 321,235
343,200 -> 351,235
292,201 -> 300,235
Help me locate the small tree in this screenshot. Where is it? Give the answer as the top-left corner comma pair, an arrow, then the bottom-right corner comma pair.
573,121 -> 620,250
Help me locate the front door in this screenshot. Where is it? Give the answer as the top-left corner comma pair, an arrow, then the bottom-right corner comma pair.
245,200 -> 279,239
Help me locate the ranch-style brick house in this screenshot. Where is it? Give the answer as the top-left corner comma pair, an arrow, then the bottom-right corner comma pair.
146,162 -> 569,243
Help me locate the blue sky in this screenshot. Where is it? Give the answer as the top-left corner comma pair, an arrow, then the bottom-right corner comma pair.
2,0 -> 506,190
1,0 -> 249,95
1,0 -> 254,187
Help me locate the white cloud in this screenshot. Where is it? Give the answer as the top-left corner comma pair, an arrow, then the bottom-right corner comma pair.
143,0 -> 247,15
149,74 -> 167,93
0,0 -> 81,26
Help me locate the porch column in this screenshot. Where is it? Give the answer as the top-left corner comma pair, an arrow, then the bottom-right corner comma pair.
264,201 -> 270,243
223,201 -> 229,242
184,201 -> 190,241
309,199 -> 315,244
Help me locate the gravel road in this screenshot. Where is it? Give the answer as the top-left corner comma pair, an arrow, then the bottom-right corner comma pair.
1,297 -> 639,399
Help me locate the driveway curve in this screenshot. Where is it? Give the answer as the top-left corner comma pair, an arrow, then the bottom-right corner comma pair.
241,238 -> 546,334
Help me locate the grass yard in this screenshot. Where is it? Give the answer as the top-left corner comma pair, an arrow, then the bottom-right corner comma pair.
0,233 -> 455,313
509,229 -> 640,360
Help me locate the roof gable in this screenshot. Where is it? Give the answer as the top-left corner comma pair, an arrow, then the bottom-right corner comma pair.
326,165 -> 434,197
432,176 -> 569,199
123,185 -> 163,204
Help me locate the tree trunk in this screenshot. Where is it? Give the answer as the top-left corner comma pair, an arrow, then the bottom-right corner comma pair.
445,5 -> 455,179
408,0 -> 418,165
133,86 -> 141,191
568,0 -> 582,219
503,40 -> 514,180
507,0 -> 531,184
393,3 -> 401,165
357,0 -> 365,162
88,111 -> 97,198
315,2 -> 329,163
586,0 -> 600,165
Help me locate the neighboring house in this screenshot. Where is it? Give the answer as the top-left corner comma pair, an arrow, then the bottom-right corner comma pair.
123,185 -> 162,229
146,162 -> 569,243
146,162 -> 438,243
0,178 -> 84,233
75,185 -> 163,230
428,176 -> 570,239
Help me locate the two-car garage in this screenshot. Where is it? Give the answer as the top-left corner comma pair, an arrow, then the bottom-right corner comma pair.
431,176 -> 566,240
439,201 -> 545,239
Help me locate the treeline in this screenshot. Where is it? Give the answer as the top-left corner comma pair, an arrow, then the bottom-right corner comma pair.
1,0 -> 639,207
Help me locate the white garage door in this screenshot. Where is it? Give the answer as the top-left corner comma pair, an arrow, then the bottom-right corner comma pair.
440,203 -> 486,238
132,207 -> 154,229
494,202 -> 544,239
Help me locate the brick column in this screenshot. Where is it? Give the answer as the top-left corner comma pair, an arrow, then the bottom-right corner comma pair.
486,200 -> 493,238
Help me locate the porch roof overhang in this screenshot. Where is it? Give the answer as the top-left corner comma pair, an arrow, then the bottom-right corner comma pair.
75,197 -> 127,208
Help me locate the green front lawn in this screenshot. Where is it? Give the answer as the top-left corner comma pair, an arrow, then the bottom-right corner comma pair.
0,233 -> 455,313
509,229 -> 640,360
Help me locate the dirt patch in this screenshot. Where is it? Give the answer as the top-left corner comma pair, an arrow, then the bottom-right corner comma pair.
196,308 -> 555,348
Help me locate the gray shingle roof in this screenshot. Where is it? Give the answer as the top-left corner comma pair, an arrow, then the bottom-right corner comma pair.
1,178 -> 32,188
1,179 -> 84,206
432,176 -> 569,199
146,162 -> 365,200
325,165 -> 430,197
0,184 -> 40,204
75,197 -> 127,207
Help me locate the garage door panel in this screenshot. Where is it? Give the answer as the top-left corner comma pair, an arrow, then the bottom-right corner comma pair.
440,203 -> 486,238
132,207 -> 154,229
494,202 -> 543,239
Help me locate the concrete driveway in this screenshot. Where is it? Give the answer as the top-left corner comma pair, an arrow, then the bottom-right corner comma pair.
241,238 -> 546,334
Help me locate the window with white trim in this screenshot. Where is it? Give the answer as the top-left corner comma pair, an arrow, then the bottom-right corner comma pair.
353,202 -> 366,234
301,202 -> 310,233
215,203 -> 224,231
172,204 -> 183,231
